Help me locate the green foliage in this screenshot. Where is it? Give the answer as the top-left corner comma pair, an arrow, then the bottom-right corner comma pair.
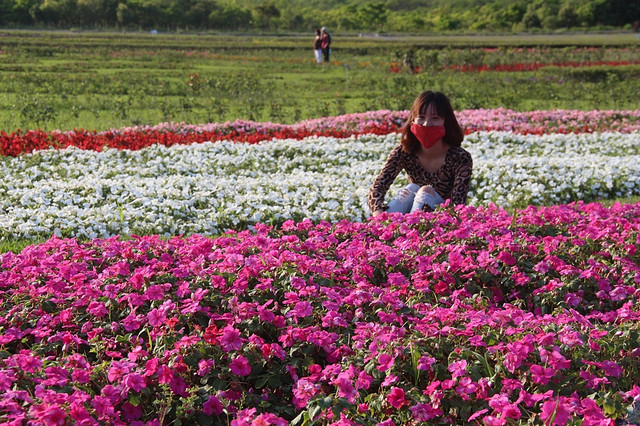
0,0 -> 638,31
0,31 -> 639,131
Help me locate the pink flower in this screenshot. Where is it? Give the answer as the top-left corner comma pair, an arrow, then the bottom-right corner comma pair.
91,395 -> 115,418
43,366 -> 69,387
600,360 -> 623,377
467,409 -> 488,422
540,399 -> 573,425
157,365 -> 173,384
377,353 -> 395,372
501,403 -> 521,419
0,370 -> 17,391
121,402 -> 142,421
548,350 -> 571,371
87,301 -> 108,318
107,360 -> 136,382
333,372 -> 358,402
410,403 -> 442,421
530,365 -> 555,385
72,369 -> 91,384
123,373 -> 146,392
101,384 -> 123,405
69,402 -> 91,422
198,359 -> 214,376
381,374 -> 398,387
202,395 -> 224,415
147,308 -> 166,327
169,374 -> 188,396
497,251 -> 516,266
289,301 -> 313,318
126,346 -> 148,363
293,379 -> 321,409
448,359 -> 467,378
37,404 -> 66,425
387,387 -> 408,409
455,377 -> 477,400
356,371 -> 373,389
482,415 -> 506,426
16,353 -> 42,373
229,356 -> 251,376
220,326 -> 243,352
251,413 -> 288,426
417,355 -> 436,371
144,358 -> 159,377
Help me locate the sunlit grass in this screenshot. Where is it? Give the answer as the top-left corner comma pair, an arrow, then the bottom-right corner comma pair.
0,30 -> 639,132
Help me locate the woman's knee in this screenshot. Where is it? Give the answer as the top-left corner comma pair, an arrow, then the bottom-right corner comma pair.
416,185 -> 436,196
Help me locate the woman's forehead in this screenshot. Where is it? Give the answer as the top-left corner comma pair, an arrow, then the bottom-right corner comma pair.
420,103 -> 440,115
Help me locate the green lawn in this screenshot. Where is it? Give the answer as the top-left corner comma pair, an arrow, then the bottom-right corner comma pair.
1,30 -> 639,131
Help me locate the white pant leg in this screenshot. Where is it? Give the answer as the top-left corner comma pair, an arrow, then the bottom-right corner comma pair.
411,186 -> 444,212
387,183 -> 420,213
314,49 -> 322,63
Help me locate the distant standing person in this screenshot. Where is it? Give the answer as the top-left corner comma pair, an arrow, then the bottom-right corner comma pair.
313,29 -> 322,64
321,27 -> 331,63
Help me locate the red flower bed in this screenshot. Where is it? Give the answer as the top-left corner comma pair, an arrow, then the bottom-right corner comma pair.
0,124 -> 399,157
449,60 -> 640,72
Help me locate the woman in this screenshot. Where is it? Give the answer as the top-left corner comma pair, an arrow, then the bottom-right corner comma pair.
368,91 -> 472,216
313,29 -> 322,64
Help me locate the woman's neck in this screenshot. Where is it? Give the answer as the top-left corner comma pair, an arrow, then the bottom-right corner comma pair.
419,140 -> 448,158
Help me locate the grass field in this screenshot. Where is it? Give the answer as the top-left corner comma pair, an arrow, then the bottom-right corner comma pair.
1,30 -> 639,131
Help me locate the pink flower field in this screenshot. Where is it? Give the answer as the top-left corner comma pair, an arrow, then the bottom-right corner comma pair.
2,201 -> 640,425
2,108 -> 640,425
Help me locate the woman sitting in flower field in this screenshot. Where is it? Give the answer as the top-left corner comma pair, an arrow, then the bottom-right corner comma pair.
369,91 -> 473,216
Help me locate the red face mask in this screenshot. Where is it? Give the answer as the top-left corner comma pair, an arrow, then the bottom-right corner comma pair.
411,123 -> 445,149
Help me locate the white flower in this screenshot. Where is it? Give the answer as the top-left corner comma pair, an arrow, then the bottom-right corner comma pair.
1,131 -> 639,240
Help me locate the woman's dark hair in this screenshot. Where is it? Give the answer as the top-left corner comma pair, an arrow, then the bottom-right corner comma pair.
400,91 -> 464,154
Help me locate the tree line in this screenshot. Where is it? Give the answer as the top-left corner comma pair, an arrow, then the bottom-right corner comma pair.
0,0 -> 638,32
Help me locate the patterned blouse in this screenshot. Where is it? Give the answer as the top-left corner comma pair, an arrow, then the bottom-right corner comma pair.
368,145 -> 473,214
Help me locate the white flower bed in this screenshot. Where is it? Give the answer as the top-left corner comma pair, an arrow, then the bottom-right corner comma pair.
1,131 -> 639,240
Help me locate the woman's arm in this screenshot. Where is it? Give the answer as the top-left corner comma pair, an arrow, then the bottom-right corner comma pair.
449,149 -> 473,205
368,146 -> 404,215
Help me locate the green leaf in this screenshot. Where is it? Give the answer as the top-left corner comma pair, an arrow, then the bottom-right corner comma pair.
309,405 -> 321,420
183,353 -> 200,367
291,411 -> 309,426
128,393 -> 141,406
196,414 -> 214,426
255,375 -> 269,389
603,398 -> 617,416
268,375 -> 282,387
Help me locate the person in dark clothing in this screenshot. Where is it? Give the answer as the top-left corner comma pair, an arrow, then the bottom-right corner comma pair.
320,27 -> 331,63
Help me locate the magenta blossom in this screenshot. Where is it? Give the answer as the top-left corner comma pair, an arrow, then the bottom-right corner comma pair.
229,356 -> 251,376
387,387 -> 408,409
202,395 -> 224,416
540,398 -> 573,425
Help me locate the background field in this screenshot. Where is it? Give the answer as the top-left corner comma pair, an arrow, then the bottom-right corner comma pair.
1,30 -> 639,132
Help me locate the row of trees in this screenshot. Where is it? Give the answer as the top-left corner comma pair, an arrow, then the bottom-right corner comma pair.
0,0 -> 638,32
